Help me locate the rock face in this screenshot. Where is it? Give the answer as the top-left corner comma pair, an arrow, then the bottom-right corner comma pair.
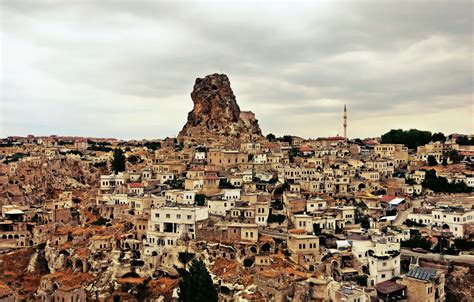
178,74 -> 262,139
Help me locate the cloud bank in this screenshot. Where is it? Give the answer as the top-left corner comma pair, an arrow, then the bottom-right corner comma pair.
1,1 -> 472,139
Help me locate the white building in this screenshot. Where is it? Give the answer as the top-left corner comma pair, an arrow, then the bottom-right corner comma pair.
100,173 -> 125,191
306,198 -> 327,213
255,202 -> 270,226
223,189 -> 241,201
145,205 -> 208,255
367,238 -> 401,286
208,199 -> 236,216
432,208 -> 474,238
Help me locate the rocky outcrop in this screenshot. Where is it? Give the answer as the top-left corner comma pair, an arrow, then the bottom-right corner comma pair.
178,74 -> 262,139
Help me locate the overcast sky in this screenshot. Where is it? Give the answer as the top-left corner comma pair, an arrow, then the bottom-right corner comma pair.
1,1 -> 472,139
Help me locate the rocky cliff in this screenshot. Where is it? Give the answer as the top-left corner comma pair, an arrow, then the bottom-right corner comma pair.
178,74 -> 262,139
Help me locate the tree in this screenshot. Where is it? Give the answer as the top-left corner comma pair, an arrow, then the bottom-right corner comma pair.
313,223 -> 322,236
165,179 -> 184,190
427,155 -> 438,166
381,129 -> 432,149
401,233 -> 432,250
144,141 -> 161,151
194,194 -> 207,206
112,148 -> 126,173
422,169 -> 471,193
135,278 -> 150,301
127,155 -> 140,164
447,150 -> 462,164
431,132 -> 446,142
266,133 -> 276,142
218,179 -> 235,189
455,136 -> 474,146
267,214 -> 286,224
278,135 -> 293,145
179,259 -> 218,302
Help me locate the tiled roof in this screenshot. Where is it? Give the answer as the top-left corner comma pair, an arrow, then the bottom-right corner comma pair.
406,266 -> 438,281
375,280 -> 406,294
128,182 -> 144,188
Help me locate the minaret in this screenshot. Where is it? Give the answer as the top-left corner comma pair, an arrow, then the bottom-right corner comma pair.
343,104 -> 347,140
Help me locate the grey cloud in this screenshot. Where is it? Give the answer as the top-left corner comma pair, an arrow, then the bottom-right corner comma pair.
1,1 -> 472,139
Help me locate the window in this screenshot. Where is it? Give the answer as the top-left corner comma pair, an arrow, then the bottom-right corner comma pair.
381,274 -> 386,278
187,215 -> 192,220
166,214 -> 170,218
177,214 -> 181,219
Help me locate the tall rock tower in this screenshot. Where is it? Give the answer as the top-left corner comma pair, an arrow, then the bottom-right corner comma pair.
178,73 -> 262,140
343,104 -> 347,139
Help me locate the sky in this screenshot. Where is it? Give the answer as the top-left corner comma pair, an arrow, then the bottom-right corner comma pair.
1,1 -> 473,140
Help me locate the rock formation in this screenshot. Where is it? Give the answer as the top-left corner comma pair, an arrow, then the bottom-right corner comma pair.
178,74 -> 262,139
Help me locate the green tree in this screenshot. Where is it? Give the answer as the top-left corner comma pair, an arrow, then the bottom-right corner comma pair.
266,133 -> 276,141
135,278 -> 150,301
447,150 -> 462,164
427,155 -> 438,166
313,223 -> 322,235
381,129 -> 432,149
127,155 -> 140,164
194,194 -> 207,206
267,214 -> 286,224
144,141 -> 161,151
422,169 -> 471,193
179,259 -> 218,302
165,179 -> 184,190
401,233 -> 432,250
112,148 -> 126,172
455,136 -> 474,146
218,179 -> 235,189
278,135 -> 294,145
431,132 -> 446,142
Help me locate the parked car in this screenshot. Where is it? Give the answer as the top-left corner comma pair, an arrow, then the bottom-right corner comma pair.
412,247 -> 428,254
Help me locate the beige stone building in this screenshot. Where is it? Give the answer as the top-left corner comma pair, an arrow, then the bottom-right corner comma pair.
207,150 -> 248,168
400,266 -> 445,302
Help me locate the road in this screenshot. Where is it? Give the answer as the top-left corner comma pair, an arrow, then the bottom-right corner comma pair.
259,229 -> 287,240
393,199 -> 423,226
401,248 -> 474,265
393,206 -> 413,226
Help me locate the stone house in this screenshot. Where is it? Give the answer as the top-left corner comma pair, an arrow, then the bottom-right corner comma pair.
400,266 -> 445,302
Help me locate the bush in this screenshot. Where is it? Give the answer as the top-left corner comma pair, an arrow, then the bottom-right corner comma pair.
164,179 -> 184,190
127,155 -> 142,164
274,182 -> 289,195
267,214 -> 285,224
195,194 -> 207,206
427,155 -> 438,166
144,141 -> 161,151
354,274 -> 368,287
88,144 -> 113,152
401,233 -> 432,250
453,238 -> 474,251
91,217 -> 109,226
4,152 -> 27,163
219,179 -> 235,189
93,161 -> 107,168
271,200 -> 284,210
422,169 -> 471,193
404,219 -> 425,227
